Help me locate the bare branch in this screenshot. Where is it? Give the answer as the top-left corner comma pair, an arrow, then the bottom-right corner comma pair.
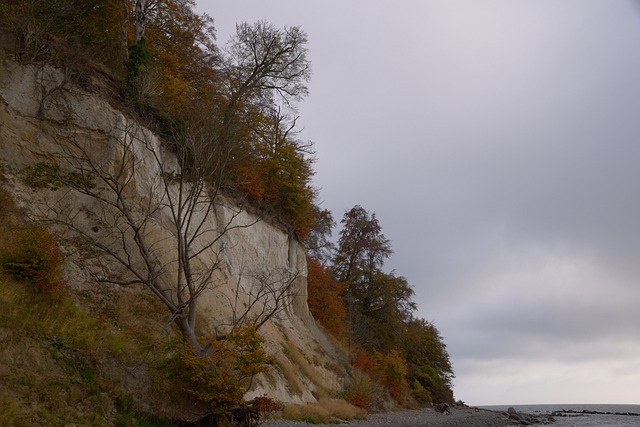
220,261 -> 301,337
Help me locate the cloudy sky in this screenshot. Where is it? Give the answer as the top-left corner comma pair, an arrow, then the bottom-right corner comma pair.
199,1 -> 640,405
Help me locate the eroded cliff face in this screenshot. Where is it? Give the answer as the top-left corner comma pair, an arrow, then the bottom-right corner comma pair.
0,52 -> 348,406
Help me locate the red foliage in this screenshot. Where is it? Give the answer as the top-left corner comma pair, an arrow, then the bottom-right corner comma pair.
180,327 -> 273,415
351,348 -> 377,377
235,164 -> 267,202
347,386 -> 372,413
250,395 -> 283,414
306,257 -> 346,338
0,225 -> 67,299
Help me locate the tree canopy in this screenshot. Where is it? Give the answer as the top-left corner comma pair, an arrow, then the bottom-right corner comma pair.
308,205 -> 455,406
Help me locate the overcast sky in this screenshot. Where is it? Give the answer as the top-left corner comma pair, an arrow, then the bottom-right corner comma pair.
198,0 -> 640,405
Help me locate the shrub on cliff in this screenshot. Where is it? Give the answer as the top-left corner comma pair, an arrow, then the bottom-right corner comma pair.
375,349 -> 409,405
0,0 -> 124,68
0,224 -> 67,298
307,257 -> 346,338
179,327 -> 274,420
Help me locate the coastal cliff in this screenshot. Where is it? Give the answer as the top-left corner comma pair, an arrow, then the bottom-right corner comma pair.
0,43 -> 349,422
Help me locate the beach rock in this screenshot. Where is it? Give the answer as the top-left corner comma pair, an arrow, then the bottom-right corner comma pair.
502,407 -> 555,425
434,403 -> 451,415
505,407 -> 524,424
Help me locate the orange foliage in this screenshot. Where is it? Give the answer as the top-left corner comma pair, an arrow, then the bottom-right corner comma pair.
0,225 -> 67,299
306,257 -> 346,338
140,0 -> 218,119
180,327 -> 273,415
349,348 -> 409,407
235,164 -> 267,202
375,349 -> 409,405
351,348 -> 377,377
140,1 -> 318,239
347,384 -> 372,413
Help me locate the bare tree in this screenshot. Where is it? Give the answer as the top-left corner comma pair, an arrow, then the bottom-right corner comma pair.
36,111 -> 298,355
221,262 -> 301,339
224,21 -> 311,106
220,21 -> 311,144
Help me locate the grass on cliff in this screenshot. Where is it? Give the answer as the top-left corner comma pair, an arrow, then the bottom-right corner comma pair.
0,270 -> 182,427
0,185 -> 174,426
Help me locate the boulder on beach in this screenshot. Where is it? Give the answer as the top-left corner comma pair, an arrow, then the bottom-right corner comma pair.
434,403 -> 451,415
503,407 -> 555,425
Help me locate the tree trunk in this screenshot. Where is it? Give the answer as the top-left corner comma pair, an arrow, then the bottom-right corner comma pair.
121,0 -> 130,61
134,0 -> 147,43
178,316 -> 204,356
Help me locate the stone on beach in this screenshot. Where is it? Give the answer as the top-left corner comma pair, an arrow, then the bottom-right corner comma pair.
263,406 -> 540,427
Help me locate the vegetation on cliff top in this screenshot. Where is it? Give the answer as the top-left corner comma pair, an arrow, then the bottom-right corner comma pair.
0,0 -> 318,239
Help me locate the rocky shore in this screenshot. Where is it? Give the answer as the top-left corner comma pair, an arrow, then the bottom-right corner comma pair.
263,406 -> 555,427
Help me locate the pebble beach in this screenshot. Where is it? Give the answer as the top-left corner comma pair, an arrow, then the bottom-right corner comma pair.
262,406 -> 548,427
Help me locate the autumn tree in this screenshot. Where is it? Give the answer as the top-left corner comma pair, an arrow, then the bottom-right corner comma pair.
327,205 -> 455,406
400,318 -> 454,404
305,207 -> 335,263
354,270 -> 415,352
333,206 -> 416,350
137,0 -> 219,116
333,205 -> 392,285
375,349 -> 409,404
239,107 -> 317,237
219,21 -> 311,175
135,12 -> 317,236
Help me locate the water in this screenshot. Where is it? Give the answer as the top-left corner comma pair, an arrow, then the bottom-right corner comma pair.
482,404 -> 640,427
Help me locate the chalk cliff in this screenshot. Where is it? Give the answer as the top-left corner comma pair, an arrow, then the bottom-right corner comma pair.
0,45 -> 349,409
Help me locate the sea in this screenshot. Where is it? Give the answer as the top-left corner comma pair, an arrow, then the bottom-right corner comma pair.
482,404 -> 640,427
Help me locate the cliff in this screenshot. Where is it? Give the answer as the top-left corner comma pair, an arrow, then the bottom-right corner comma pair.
0,37 -> 349,420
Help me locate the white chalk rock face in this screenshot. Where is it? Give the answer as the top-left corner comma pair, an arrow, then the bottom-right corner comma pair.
0,54 -> 350,405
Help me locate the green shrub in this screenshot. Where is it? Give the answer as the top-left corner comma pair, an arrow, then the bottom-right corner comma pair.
410,380 -> 432,406
125,39 -> 152,103
127,39 -> 151,80
23,162 -> 95,190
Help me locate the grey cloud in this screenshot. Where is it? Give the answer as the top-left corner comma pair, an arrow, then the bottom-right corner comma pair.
201,0 -> 640,404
